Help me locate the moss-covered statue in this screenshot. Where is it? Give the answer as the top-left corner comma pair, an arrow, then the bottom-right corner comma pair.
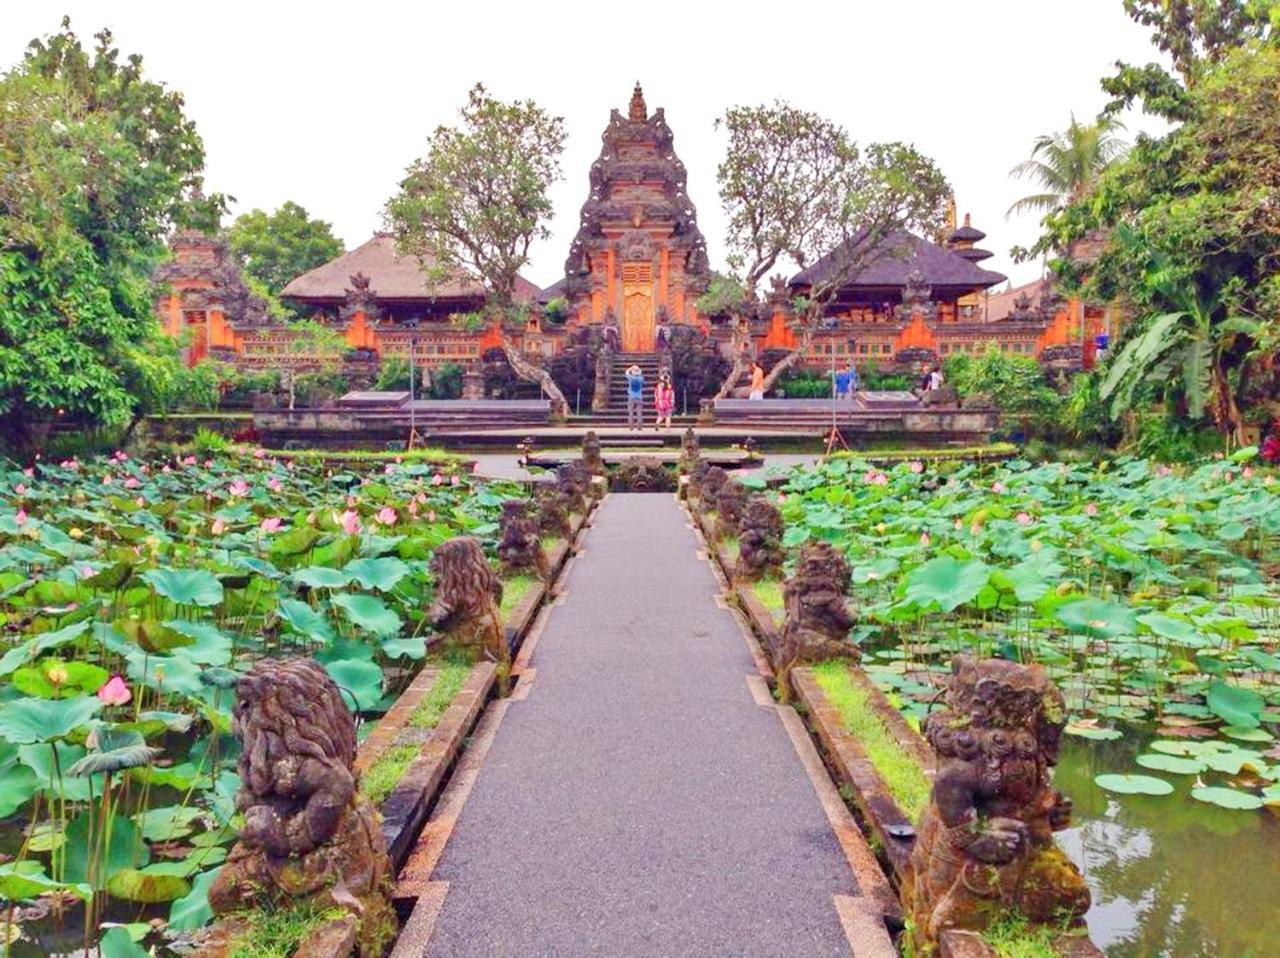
556,462 -> 592,513
736,494 -> 784,581
773,541 -> 857,697
497,499 -> 548,578
611,456 -> 674,492
698,465 -> 728,513
206,658 -> 394,958
536,487 -> 572,539
581,430 -> 605,475
713,477 -> 748,541
678,427 -> 701,473
906,655 -> 1091,951
428,536 -> 505,662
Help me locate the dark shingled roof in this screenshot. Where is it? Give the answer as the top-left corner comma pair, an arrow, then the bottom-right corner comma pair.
281,234 -> 539,303
790,230 -> 1006,291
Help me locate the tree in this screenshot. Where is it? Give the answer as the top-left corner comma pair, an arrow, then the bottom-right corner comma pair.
386,84 -> 569,411
1005,115 -> 1127,218
228,201 -> 343,298
1038,34 -> 1280,443
0,20 -> 222,450
713,102 -> 951,396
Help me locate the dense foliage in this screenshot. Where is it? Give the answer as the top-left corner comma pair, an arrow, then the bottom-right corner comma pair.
0,451 -> 526,946
1037,6 -> 1279,442
0,22 -> 226,451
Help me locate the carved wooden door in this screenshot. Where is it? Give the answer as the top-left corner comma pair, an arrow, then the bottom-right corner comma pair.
621,263 -> 654,351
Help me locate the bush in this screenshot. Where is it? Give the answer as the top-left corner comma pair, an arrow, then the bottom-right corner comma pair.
293,370 -> 349,406
220,368 -> 281,406
943,348 -> 1061,438
777,372 -> 830,398
428,363 -> 464,399
543,297 -> 571,325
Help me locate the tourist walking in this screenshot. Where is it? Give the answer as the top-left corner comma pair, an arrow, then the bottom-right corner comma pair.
654,371 -> 675,430
748,362 -> 765,400
626,363 -> 645,429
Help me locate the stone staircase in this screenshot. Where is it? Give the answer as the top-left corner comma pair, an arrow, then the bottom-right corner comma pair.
582,352 -> 672,427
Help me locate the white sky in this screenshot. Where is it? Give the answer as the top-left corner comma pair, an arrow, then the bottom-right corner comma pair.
7,1 -> 1167,290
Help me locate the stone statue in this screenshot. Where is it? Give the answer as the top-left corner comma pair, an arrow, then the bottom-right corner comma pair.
679,428 -> 700,474
536,487 -> 572,539
556,462 -> 592,513
582,430 -> 605,475
773,541 -> 857,696
208,658 -> 394,958
612,456 -> 674,492
699,465 -> 728,512
428,536 -> 505,662
714,477 -> 748,541
497,499 -> 548,579
906,655 -> 1090,949
736,495 -> 784,581
685,458 -> 709,502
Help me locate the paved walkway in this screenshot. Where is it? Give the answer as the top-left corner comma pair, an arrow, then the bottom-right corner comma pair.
420,494 -> 866,956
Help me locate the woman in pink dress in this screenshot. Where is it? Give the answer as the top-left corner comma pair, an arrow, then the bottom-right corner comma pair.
654,372 -> 675,430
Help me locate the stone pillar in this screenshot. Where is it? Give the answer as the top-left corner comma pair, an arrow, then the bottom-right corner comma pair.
462,364 -> 485,400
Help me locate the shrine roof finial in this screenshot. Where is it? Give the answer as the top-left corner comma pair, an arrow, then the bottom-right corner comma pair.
629,82 -> 647,121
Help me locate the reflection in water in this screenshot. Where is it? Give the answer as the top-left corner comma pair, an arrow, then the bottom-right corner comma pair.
1053,736 -> 1279,958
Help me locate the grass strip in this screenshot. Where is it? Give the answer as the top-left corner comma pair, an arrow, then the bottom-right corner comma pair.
811,660 -> 932,820
499,574 -> 536,619
226,900 -> 346,958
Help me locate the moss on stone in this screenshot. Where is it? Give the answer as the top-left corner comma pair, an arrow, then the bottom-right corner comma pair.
225,900 -> 347,958
812,660 -> 932,820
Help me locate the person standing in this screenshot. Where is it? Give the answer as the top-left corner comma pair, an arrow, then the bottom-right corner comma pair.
626,363 -> 645,430
834,360 -> 858,400
929,365 -> 944,392
748,362 -> 765,400
654,371 -> 675,430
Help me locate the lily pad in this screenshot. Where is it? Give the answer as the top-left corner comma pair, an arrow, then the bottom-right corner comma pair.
141,568 -> 224,607
1136,753 -> 1205,774
1094,773 -> 1174,796
1190,786 -> 1265,810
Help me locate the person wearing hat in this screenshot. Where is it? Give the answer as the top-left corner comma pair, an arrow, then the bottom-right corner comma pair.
625,363 -> 645,430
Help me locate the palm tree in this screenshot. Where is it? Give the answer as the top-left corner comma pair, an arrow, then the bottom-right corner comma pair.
1006,115 -> 1127,218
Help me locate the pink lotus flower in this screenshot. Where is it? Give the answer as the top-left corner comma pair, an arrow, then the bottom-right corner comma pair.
427,511 -> 437,523
375,507 -> 397,526
1157,464 -> 1172,477
777,492 -> 787,504
472,462 -> 482,475
339,510 -> 361,535
1084,502 -> 1098,516
22,468 -> 32,478
14,483 -> 25,496
183,455 -> 197,466
416,492 -> 428,504
306,511 -> 317,524
77,563 -> 94,579
253,447 -> 266,459
15,508 -> 27,527
211,518 -> 227,535
920,532 -> 930,547
266,477 -> 283,493
97,675 -> 131,707
408,501 -> 419,516
909,461 -> 924,474
101,474 -> 113,485
229,480 -> 250,498
1214,452 -> 1225,460
431,474 -> 444,486
124,477 -> 140,489
260,517 -> 282,533
140,465 -> 149,474
346,494 -> 358,507
113,450 -> 128,462
1242,467 -> 1254,479
384,464 -> 396,475
991,481 -> 1005,494
162,464 -> 171,474
953,519 -> 962,531
135,497 -> 145,507
1015,512 -> 1032,525
451,475 -> 461,486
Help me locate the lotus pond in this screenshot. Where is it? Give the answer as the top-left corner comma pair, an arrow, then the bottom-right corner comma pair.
766,452 -> 1280,957
0,451 -> 528,955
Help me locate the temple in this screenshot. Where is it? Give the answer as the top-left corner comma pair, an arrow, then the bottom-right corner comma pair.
548,82 -> 711,348
154,84 -> 1103,384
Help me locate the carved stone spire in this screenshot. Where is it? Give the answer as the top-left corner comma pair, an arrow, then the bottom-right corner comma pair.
629,82 -> 647,121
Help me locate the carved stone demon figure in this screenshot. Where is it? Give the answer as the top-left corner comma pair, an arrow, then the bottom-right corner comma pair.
612,456 -> 674,492
714,477 -> 748,541
207,658 -> 393,957
497,499 -> 548,578
685,458 -> 709,502
906,655 -> 1091,951
773,541 -> 857,696
536,487 -> 572,539
428,536 -> 505,662
556,462 -> 592,513
679,428 -> 701,473
699,465 -> 728,513
581,431 -> 605,475
736,494 -> 784,581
